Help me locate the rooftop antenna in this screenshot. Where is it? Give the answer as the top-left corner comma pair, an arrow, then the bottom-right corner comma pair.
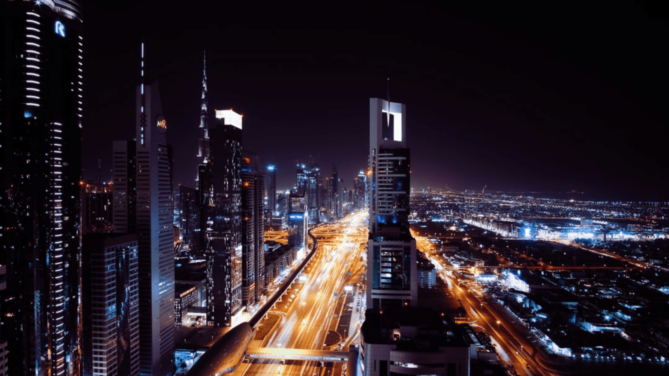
139,39 -> 147,145
386,77 -> 391,126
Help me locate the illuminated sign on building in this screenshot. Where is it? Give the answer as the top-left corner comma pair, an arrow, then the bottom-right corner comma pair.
215,109 -> 242,129
381,109 -> 403,142
55,21 -> 65,37
156,115 -> 167,134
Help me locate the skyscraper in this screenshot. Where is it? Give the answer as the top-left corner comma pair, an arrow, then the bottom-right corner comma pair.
266,164 -> 276,225
306,164 -> 320,225
82,234 -> 140,376
82,181 -> 114,234
366,98 -> 417,309
241,151 -> 265,307
0,1 -> 84,374
176,185 -> 200,252
196,52 -> 209,170
331,166 -> 343,219
200,109 -> 243,327
296,163 -> 307,195
354,170 -> 367,210
112,140 -> 138,234
135,43 -> 175,375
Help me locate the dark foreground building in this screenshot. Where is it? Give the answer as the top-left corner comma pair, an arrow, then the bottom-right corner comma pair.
241,151 -> 265,307
200,109 -> 243,327
360,307 -> 470,376
0,1 -> 84,374
82,234 -> 140,376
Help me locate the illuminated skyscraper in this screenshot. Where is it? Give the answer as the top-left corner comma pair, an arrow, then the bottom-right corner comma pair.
296,163 -> 307,195
288,192 -> 308,250
196,52 -> 209,167
135,43 -> 175,375
354,169 -> 367,210
331,166 -> 343,219
306,165 -> 320,225
366,98 -> 417,309
199,110 -> 243,327
266,165 -> 276,225
82,234 -> 140,376
241,151 -> 265,306
0,1 -> 84,374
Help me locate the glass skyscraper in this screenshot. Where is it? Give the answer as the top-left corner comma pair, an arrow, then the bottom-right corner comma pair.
0,1 -> 83,374
134,45 -> 175,375
82,234 -> 140,376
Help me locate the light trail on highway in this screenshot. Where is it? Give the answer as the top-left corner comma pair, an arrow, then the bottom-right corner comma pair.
414,233 -> 552,376
236,212 -> 368,376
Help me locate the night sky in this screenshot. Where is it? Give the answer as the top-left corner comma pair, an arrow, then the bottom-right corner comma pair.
82,1 -> 668,200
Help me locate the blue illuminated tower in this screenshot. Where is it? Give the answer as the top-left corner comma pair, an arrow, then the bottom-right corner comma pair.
266,164 -> 276,224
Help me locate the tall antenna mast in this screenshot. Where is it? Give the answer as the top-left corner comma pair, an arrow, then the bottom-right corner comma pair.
139,40 -> 147,145
386,77 -> 391,125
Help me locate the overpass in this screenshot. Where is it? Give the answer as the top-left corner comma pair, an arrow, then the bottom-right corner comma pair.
246,347 -> 358,372
247,347 -> 350,362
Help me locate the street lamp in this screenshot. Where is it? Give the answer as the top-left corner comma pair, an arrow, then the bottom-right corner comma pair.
496,320 -> 500,328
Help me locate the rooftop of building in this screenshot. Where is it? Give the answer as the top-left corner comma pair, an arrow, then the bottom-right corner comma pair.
175,283 -> 197,297
82,233 -> 137,247
361,306 -> 468,349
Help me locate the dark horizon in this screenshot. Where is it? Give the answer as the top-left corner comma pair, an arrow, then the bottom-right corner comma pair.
82,1 -> 668,201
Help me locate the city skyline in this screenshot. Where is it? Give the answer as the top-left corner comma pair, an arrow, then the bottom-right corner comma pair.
3,1 -> 669,376
80,1 -> 667,200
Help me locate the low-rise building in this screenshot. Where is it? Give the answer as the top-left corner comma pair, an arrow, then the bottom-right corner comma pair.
264,243 -> 298,287
175,283 -> 201,327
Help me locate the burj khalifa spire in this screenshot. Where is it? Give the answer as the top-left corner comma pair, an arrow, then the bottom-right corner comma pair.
196,51 -> 209,184
197,51 -> 209,159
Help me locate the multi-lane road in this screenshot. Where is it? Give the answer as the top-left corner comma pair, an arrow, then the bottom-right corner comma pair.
415,234 -> 551,376
235,212 -> 368,376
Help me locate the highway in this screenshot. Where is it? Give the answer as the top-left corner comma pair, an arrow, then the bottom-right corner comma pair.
236,212 -> 368,376
415,234 -> 553,376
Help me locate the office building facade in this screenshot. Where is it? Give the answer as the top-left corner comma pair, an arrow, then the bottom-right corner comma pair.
266,165 -> 276,225
112,140 -> 137,234
366,98 -> 417,309
200,110 -> 243,327
82,181 -> 114,234
134,45 -> 175,375
82,234 -> 140,376
175,186 -> 200,253
241,151 -> 265,307
0,1 -> 84,374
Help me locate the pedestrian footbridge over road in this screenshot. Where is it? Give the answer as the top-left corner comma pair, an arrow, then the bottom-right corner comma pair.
246,347 -> 353,363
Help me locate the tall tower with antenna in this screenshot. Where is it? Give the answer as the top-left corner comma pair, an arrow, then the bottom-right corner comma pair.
366,96 -> 417,309
135,42 -> 175,376
197,52 -> 209,171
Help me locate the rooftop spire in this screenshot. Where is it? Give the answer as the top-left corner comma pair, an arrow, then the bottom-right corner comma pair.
196,51 -> 209,185
197,50 -> 209,160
